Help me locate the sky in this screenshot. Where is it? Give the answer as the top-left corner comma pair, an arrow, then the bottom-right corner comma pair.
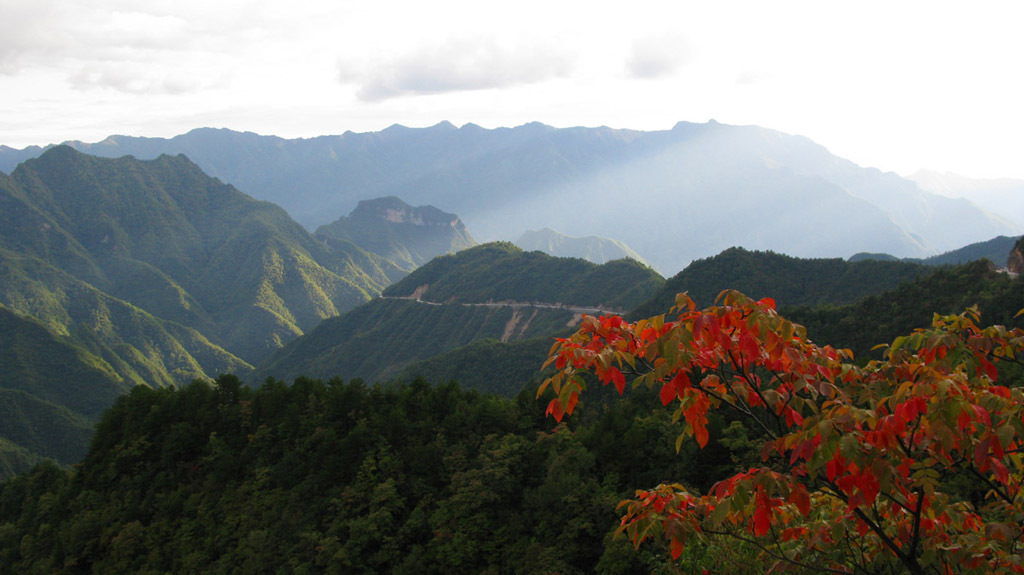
1,0 -> 1022,179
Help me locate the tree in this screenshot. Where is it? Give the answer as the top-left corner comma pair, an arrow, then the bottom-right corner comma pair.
538,290 -> 1024,574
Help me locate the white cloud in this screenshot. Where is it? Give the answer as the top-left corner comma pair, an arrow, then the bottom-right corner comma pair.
0,0 -> 268,92
625,32 -> 692,79
342,39 -> 575,101
2,0 -> 1024,179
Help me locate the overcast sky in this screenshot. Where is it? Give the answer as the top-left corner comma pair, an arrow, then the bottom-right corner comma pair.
2,0 -> 1022,178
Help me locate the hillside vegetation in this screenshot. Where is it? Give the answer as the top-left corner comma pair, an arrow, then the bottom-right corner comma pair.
0,375 -> 736,575
787,259 -> 1024,359
257,243 -> 665,384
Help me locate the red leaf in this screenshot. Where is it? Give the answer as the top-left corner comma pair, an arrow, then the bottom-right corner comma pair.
753,494 -> 771,536
565,391 -> 579,417
660,382 -> 676,406
609,367 -> 626,394
693,420 -> 709,449
545,399 -> 564,422
790,483 -> 811,517
980,356 -> 999,381
670,538 -> 684,560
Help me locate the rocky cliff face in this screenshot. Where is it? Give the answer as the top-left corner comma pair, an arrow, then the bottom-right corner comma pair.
1008,236 -> 1024,274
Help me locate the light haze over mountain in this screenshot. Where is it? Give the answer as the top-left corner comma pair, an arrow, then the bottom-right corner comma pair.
908,170 -> 1024,229
1,121 -> 1017,274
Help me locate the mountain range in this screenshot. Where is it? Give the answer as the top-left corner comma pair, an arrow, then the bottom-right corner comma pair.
0,144 -> 672,474
1,122 -> 1022,478
2,121 -> 1019,273
0,147 -> 459,472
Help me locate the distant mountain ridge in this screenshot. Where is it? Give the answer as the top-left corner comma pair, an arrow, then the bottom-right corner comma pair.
908,170 -> 1024,228
2,121 -> 1018,273
515,228 -> 649,266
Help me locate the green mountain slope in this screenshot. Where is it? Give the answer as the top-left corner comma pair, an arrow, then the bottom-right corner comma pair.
316,196 -> 476,272
257,243 -> 665,383
2,147 -> 402,365
0,305 -> 127,418
0,306 -> 125,476
0,389 -> 93,468
399,247 -> 1017,402
0,247 -> 251,389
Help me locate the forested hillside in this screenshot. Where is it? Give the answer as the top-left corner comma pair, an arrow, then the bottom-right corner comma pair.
1,146 -> 400,365
382,242 -> 661,311
0,375 -> 740,575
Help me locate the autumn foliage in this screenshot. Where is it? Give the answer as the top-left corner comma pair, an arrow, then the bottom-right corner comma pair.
539,290 -> 1024,574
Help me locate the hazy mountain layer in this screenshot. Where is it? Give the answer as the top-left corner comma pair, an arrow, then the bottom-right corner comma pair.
515,227 -> 649,266
2,121 -> 1017,273
909,170 -> 1024,228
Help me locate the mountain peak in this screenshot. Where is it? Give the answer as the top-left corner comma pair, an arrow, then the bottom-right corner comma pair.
350,196 -> 464,229
317,196 -> 476,270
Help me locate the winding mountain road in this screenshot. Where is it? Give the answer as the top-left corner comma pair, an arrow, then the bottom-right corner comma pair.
378,295 -> 624,317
